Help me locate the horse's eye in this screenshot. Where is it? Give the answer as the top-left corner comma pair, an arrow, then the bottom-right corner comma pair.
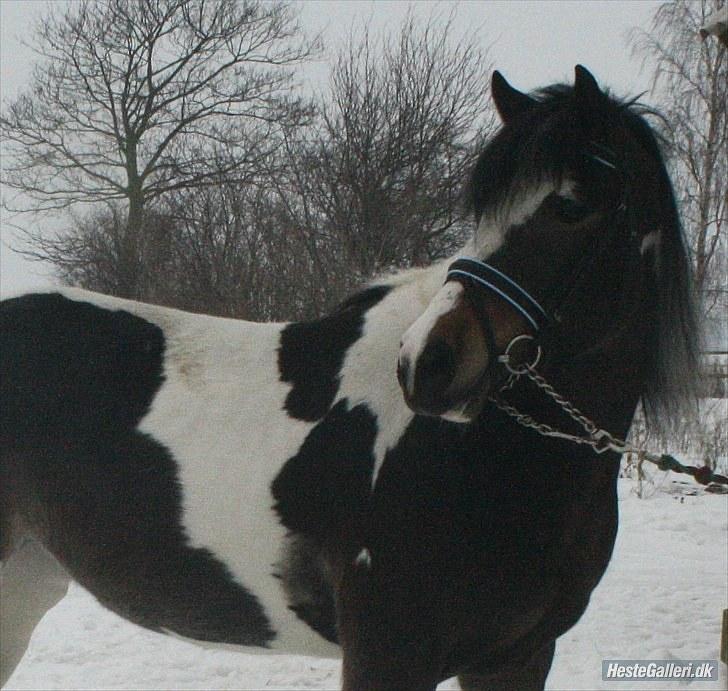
546,194 -> 591,223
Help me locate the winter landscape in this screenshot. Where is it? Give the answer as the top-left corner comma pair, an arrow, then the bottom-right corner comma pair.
1,1 -> 726,690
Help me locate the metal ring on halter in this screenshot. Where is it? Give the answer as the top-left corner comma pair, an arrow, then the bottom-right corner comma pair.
497,334 -> 542,375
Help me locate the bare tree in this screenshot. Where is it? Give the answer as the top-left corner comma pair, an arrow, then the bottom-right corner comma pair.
631,0 -> 727,316
278,12 -> 496,291
700,4 -> 728,46
12,9 -> 495,322
157,178 -> 325,320
27,202 -> 178,300
1,0 -> 316,297
32,167 -> 331,321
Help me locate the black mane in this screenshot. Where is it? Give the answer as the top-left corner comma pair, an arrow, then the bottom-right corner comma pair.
466,84 -> 700,429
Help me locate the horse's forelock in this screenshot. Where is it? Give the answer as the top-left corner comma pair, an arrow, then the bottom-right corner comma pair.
465,84 -> 592,222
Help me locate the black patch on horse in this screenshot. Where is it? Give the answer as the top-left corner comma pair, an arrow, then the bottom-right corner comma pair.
272,399 -> 377,538
1,293 -> 164,436
0,293 -> 275,646
274,534 -> 339,644
278,286 -> 391,421
272,399 -> 378,641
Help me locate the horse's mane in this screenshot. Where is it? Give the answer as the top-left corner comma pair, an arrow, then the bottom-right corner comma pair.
465,84 -> 701,430
622,104 -> 701,430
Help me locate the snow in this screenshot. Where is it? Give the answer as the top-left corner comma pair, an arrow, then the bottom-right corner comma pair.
4,479 -> 727,690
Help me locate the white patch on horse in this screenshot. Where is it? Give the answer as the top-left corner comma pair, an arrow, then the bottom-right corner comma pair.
398,181 -> 562,416
441,406 -> 471,424
462,181 -> 560,259
640,230 -> 660,256
159,628 -> 274,655
355,547 -> 372,568
398,281 -> 464,395
335,265 -> 448,487
472,213 -> 505,258
140,321 -> 337,657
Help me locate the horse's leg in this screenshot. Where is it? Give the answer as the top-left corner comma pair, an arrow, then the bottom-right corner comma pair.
0,538 -> 71,688
341,647 -> 439,691
340,636 -> 440,691
336,564 -> 439,691
457,641 -> 556,691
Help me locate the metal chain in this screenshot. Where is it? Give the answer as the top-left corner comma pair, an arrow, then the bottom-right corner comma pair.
490,343 -> 728,488
489,366 -> 627,455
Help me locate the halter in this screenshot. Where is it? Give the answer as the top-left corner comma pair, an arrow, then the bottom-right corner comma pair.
438,148 -> 727,486
446,257 -> 550,333
445,143 -> 628,359
440,148 -> 640,451
441,252 -> 728,486
441,145 -> 631,415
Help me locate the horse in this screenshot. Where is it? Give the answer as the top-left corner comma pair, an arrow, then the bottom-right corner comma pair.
0,65 -> 698,690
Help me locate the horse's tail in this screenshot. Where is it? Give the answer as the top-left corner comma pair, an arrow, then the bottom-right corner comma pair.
0,294 -> 25,561
0,293 -> 49,557
0,294 -> 72,687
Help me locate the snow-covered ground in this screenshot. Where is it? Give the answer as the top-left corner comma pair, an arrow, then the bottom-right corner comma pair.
5,479 -> 727,690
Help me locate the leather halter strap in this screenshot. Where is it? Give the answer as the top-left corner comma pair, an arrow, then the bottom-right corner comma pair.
445,257 -> 550,333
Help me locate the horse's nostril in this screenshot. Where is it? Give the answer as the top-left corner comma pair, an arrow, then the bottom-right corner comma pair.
412,339 -> 456,411
417,339 -> 455,378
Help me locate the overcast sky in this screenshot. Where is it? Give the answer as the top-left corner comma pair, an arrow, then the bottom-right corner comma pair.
0,0 -> 663,295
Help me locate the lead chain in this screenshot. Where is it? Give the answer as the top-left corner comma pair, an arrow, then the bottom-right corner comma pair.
489,364 -> 629,455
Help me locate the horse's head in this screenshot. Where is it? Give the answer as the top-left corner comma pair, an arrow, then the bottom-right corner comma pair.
398,65 -> 698,423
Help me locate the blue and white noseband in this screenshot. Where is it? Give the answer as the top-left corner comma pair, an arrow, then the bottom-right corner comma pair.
445,257 -> 550,333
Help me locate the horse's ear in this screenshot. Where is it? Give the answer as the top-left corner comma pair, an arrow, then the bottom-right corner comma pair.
491,71 -> 536,123
573,65 -> 605,111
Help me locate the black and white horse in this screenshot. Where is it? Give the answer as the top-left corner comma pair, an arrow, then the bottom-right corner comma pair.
0,66 -> 698,690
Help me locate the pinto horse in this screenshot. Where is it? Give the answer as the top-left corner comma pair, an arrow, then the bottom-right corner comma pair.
0,66 -> 698,690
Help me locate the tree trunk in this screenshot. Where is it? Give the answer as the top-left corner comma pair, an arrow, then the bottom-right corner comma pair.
120,131 -> 144,299
116,186 -> 143,299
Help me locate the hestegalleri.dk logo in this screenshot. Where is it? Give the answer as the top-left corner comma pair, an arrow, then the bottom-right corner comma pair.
602,660 -> 719,682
